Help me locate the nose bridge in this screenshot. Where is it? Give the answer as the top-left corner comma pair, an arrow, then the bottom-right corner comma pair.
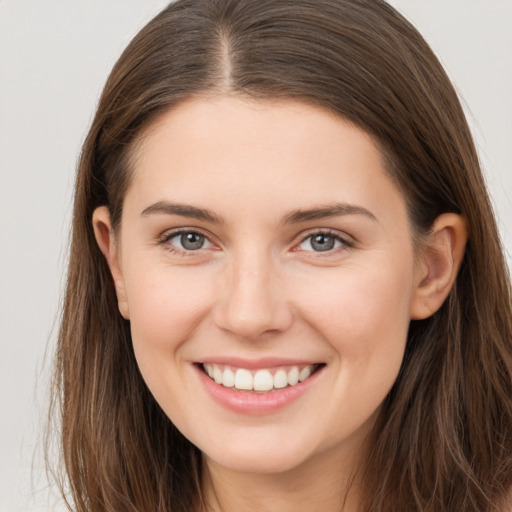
215,246 -> 291,339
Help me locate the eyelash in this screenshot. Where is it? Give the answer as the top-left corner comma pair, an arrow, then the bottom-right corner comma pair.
157,228 -> 354,255
158,228 -> 215,256
296,229 -> 354,254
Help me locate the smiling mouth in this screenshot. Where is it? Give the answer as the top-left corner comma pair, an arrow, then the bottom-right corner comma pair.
199,363 -> 325,393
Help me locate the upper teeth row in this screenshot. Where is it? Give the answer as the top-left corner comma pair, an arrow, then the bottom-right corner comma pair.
203,364 -> 315,391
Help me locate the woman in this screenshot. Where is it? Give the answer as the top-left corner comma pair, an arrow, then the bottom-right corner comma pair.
52,0 -> 512,510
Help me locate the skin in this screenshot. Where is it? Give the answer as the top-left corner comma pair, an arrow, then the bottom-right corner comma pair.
93,96 -> 467,512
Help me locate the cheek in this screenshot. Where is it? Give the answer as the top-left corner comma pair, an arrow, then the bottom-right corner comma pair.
125,264 -> 215,358
291,261 -> 414,358
124,264 -> 217,421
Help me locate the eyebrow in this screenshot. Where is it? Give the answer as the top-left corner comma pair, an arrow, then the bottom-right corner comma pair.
141,201 -> 225,224
282,203 -> 377,225
141,200 -> 377,225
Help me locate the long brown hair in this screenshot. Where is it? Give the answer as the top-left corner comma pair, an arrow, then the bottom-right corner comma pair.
52,1 -> 512,510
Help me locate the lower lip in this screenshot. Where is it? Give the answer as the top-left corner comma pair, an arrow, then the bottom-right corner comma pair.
194,364 -> 324,415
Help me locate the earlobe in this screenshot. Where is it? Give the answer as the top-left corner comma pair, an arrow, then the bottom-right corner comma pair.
410,213 -> 468,320
92,206 -> 130,319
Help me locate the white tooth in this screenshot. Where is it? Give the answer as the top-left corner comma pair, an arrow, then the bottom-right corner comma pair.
222,368 -> 235,387
204,364 -> 214,378
299,366 -> 312,382
254,369 -> 273,391
235,369 -> 253,390
287,366 -> 299,386
213,365 -> 223,384
273,369 -> 288,389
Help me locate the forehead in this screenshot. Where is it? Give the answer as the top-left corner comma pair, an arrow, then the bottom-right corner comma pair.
125,96 -> 407,226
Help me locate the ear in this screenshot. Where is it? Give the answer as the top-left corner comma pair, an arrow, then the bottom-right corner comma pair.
92,206 -> 130,319
410,213 -> 468,320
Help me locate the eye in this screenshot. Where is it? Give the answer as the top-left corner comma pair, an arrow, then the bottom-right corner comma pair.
297,232 -> 350,252
163,230 -> 214,252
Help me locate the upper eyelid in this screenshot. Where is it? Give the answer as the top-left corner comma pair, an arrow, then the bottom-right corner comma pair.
295,228 -> 354,245
160,227 -> 215,242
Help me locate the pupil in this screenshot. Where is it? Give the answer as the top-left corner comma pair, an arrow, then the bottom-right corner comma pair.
312,234 -> 334,251
181,232 -> 204,250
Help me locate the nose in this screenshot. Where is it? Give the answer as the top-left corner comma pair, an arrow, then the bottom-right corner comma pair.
213,251 -> 293,340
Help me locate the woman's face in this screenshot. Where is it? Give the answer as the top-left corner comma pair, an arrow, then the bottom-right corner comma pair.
105,96 -> 424,475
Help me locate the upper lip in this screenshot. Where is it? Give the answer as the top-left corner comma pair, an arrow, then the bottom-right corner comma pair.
197,357 -> 324,369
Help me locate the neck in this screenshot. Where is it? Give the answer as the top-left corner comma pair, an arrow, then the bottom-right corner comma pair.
200,440 -> 368,512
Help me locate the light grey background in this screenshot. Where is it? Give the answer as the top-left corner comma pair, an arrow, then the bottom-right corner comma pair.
0,1 -> 510,511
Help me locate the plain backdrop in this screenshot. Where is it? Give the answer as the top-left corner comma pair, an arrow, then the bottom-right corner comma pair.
0,1 -> 511,511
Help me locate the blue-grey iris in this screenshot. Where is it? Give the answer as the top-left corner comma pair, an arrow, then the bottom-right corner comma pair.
181,232 -> 205,250
311,234 -> 335,251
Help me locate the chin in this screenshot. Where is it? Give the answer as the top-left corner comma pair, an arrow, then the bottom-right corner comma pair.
198,429 -> 323,475
205,448 -> 309,475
